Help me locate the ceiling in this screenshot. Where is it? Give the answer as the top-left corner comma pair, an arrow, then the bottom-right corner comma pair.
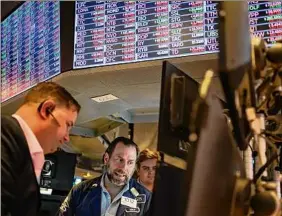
1,53 -> 222,121
1,54 -> 223,161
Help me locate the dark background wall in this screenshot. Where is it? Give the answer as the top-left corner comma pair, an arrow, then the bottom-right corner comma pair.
1,1 -> 24,21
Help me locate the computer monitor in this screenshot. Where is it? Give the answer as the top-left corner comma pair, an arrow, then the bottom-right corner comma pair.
73,176 -> 83,186
184,89 -> 247,216
39,151 -> 77,216
151,60 -> 246,216
40,151 -> 77,194
157,60 -> 200,160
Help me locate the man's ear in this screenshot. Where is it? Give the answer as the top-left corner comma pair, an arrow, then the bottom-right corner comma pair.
38,100 -> 56,119
104,152 -> 110,164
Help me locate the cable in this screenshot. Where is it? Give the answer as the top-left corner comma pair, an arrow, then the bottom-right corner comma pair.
248,142 -> 258,158
253,152 -> 279,183
249,143 -> 254,152
253,134 -> 279,183
261,129 -> 282,142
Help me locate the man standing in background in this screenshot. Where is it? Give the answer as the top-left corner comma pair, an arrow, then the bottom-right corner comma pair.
1,82 -> 81,216
136,149 -> 160,192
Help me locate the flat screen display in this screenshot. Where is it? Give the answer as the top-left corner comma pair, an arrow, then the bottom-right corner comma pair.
73,1 -> 282,69
73,176 -> 83,186
1,1 -> 61,102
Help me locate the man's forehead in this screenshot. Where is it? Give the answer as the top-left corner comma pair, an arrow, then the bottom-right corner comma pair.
141,158 -> 158,166
59,105 -> 78,112
112,142 -> 137,157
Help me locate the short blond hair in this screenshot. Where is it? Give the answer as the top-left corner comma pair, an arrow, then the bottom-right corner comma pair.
137,149 -> 160,169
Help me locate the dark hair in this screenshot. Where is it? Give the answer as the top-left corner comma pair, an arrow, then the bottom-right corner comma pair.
24,82 -> 81,112
105,137 -> 139,158
137,149 -> 160,169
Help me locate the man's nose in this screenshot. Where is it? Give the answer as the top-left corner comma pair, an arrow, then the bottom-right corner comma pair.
118,161 -> 128,170
63,133 -> 70,143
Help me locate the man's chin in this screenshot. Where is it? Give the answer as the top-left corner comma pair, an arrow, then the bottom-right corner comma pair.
49,148 -> 57,154
144,179 -> 155,185
107,170 -> 133,186
44,149 -> 53,155
111,177 -> 127,186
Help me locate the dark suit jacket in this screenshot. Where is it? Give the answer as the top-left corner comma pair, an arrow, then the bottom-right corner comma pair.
1,116 -> 40,216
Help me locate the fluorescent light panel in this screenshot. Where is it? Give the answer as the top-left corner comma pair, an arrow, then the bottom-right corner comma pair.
91,94 -> 119,103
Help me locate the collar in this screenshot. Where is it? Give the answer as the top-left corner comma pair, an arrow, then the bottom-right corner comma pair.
137,178 -> 146,187
12,114 -> 43,155
137,178 -> 142,184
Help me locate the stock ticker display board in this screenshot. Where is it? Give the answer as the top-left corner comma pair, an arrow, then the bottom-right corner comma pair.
73,1 -> 282,69
1,1 -> 60,102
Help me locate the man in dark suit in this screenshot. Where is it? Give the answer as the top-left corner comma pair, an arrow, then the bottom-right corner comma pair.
58,137 -> 152,216
1,82 -> 81,216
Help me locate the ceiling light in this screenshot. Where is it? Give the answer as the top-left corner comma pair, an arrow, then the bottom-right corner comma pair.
91,94 -> 119,103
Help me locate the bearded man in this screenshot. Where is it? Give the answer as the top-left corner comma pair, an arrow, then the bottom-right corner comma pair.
58,137 -> 152,216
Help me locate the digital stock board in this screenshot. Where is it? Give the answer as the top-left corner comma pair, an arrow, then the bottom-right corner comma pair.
73,1 -> 282,69
1,1 -> 60,102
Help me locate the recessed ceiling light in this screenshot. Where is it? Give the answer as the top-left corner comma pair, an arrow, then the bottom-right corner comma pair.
91,94 -> 119,103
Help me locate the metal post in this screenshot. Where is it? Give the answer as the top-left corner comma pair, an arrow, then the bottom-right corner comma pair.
128,123 -> 134,141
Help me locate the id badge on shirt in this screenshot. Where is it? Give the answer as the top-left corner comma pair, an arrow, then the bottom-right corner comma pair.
121,196 -> 137,208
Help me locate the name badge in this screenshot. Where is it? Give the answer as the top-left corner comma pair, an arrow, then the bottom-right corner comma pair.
121,196 -> 137,208
136,194 -> 146,203
125,207 -> 140,213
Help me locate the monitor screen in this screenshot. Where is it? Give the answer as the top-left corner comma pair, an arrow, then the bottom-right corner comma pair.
40,151 -> 77,193
73,176 -> 83,186
152,61 -> 246,216
1,1 -> 61,102
157,60 -> 199,160
73,1 -> 282,69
